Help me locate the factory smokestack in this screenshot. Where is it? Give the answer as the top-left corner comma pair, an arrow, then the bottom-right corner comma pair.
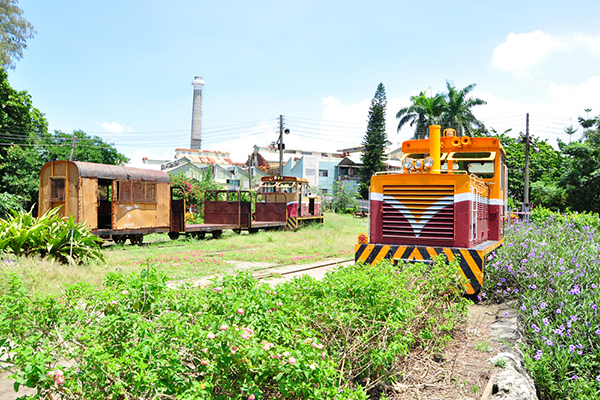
190,76 -> 205,149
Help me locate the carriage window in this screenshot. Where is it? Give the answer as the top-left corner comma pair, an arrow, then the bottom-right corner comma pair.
117,181 -> 157,202
117,181 -> 132,201
145,183 -> 156,202
50,178 -> 65,201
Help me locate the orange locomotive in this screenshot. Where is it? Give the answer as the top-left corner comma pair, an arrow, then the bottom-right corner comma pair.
356,125 -> 507,295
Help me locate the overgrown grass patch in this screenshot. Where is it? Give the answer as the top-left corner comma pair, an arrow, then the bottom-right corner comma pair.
485,208 -> 600,399
0,256 -> 468,400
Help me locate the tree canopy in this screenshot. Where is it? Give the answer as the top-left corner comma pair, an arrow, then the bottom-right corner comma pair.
359,83 -> 387,199
0,0 -> 35,70
396,81 -> 487,139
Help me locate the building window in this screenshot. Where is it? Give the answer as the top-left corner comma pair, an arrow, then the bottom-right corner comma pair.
50,178 -> 65,201
319,169 -> 328,177
322,188 -> 328,194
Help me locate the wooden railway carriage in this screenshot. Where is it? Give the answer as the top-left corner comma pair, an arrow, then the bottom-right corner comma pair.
259,176 -> 324,230
39,161 -> 171,244
356,125 -> 507,295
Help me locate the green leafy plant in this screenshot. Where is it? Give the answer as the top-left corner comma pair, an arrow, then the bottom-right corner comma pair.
0,206 -> 103,264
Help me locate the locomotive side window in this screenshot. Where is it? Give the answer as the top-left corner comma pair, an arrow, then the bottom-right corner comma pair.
50,178 -> 66,201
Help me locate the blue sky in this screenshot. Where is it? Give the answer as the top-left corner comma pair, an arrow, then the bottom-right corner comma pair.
8,0 -> 600,165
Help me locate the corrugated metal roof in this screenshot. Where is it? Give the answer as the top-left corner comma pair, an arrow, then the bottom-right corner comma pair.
185,155 -> 234,165
73,161 -> 170,183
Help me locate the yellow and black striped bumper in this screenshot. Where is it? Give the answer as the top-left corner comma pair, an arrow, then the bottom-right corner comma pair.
285,217 -> 298,231
355,242 -> 501,294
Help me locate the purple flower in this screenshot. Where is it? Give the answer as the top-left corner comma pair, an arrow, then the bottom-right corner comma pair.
572,375 -> 578,380
569,344 -> 575,353
543,318 -> 549,326
546,340 -> 553,346
540,302 -> 546,309
531,324 -> 540,333
556,308 -> 562,314
534,350 -> 543,360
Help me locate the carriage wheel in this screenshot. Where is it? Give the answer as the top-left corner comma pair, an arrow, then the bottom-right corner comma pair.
168,232 -> 180,240
113,235 -> 126,244
130,234 -> 144,245
194,232 -> 206,240
212,230 -> 222,239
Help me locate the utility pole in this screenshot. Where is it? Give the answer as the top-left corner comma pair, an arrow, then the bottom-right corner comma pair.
277,115 -> 290,177
523,113 -> 530,219
279,115 -> 283,176
69,135 -> 77,161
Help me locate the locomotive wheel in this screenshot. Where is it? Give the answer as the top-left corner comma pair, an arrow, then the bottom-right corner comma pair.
212,230 -> 222,239
113,235 -> 126,244
193,232 -> 206,240
168,232 -> 180,240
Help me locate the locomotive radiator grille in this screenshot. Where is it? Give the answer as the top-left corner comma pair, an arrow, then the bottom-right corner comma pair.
382,185 -> 454,240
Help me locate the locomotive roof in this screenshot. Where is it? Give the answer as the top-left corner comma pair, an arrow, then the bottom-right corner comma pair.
43,161 -> 171,183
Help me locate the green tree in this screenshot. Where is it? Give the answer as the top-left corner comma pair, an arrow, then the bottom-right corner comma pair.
440,81 -> 487,136
0,67 -> 47,208
564,124 -> 578,144
359,83 -> 387,199
491,131 -> 563,207
41,130 -> 129,165
558,112 -> 600,212
396,89 -> 445,139
331,180 -> 359,213
0,0 -> 36,70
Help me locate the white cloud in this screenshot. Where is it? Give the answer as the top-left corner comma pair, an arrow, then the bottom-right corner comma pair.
492,30 -> 564,72
124,148 -> 173,169
473,76 -> 600,146
492,31 -> 600,73
96,121 -> 134,133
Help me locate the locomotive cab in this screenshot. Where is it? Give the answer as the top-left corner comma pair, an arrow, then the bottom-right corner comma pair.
356,126 -> 506,294
258,176 -> 324,230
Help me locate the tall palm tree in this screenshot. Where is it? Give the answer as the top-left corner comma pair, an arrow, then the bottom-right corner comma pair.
440,81 -> 487,136
396,90 -> 446,139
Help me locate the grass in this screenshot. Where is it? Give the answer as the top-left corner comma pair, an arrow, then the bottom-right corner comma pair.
0,212 -> 367,297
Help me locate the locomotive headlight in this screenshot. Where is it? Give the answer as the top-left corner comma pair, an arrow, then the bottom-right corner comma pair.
402,157 -> 414,169
424,157 -> 434,168
414,159 -> 424,169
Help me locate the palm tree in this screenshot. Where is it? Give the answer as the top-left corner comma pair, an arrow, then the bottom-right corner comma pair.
440,81 -> 487,136
396,89 -> 446,139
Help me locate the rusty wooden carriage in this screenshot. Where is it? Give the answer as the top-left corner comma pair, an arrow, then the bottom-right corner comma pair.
39,161 -> 171,244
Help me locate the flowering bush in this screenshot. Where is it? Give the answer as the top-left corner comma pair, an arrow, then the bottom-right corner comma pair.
485,211 -> 600,399
0,257 -> 467,399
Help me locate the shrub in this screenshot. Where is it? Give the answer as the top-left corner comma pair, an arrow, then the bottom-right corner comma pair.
1,257 -> 468,399
485,218 -> 600,399
0,192 -> 24,219
0,207 -> 104,264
